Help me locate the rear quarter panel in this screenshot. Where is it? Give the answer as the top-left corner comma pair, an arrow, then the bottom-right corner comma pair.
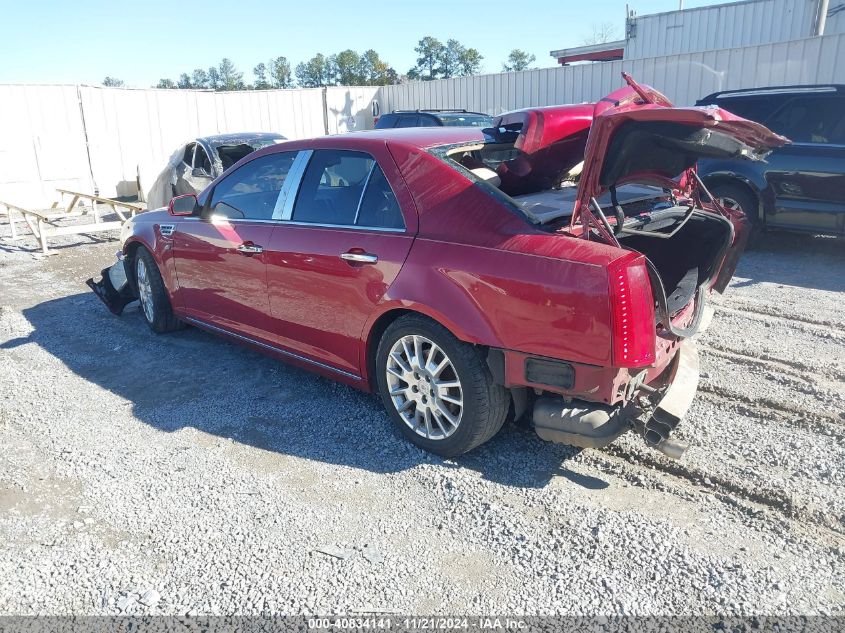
367,237 -> 614,367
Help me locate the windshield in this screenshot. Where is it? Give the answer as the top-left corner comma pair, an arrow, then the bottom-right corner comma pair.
437,113 -> 494,127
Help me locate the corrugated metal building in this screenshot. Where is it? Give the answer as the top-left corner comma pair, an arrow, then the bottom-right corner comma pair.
551,0 -> 842,63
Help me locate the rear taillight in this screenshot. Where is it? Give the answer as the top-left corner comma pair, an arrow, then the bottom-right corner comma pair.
608,253 -> 656,368
373,116 -> 380,126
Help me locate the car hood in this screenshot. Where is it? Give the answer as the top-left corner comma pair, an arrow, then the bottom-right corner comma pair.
573,74 -> 788,228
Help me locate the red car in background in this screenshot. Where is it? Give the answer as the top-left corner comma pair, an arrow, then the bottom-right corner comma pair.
89,75 -> 785,459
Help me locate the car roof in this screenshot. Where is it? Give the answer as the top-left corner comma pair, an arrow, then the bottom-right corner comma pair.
391,108 -> 487,114
198,132 -> 286,146
697,84 -> 845,103
260,126 -> 490,155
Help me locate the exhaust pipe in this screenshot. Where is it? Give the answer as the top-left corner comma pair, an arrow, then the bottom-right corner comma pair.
654,437 -> 688,459
532,398 -> 629,449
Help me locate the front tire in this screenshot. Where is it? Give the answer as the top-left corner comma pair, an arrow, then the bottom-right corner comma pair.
134,247 -> 183,333
375,315 -> 509,457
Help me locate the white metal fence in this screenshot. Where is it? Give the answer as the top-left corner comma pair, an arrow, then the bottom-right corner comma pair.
0,33 -> 842,208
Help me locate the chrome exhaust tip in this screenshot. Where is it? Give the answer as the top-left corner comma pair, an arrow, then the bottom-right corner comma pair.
654,437 -> 688,460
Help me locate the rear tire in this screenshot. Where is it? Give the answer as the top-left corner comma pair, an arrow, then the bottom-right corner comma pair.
375,315 -> 509,457
709,182 -> 761,228
134,247 -> 184,334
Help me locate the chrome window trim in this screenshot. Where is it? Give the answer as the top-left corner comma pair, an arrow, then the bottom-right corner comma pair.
182,315 -> 361,381
192,148 -> 407,232
353,162 -> 377,225
170,216 -> 406,233
716,87 -> 837,99
279,220 -> 405,233
276,150 -> 313,221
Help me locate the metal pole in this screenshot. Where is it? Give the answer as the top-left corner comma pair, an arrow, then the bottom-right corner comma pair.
816,0 -> 829,35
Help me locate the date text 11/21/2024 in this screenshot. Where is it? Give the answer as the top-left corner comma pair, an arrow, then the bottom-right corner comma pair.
307,617 -> 529,630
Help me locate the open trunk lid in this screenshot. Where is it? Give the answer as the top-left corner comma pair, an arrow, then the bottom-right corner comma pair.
570,75 -> 788,343
573,73 -> 788,236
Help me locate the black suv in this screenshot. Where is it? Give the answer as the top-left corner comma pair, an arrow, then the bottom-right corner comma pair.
696,85 -> 845,236
374,109 -> 493,129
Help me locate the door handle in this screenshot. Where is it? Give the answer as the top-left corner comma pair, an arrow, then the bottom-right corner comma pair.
341,251 -> 378,264
236,243 -> 264,255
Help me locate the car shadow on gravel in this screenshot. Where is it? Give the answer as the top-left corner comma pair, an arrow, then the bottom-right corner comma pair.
4,292 -> 606,490
737,232 -> 845,292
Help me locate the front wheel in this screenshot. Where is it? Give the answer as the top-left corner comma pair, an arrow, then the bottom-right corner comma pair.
375,315 -> 509,457
134,247 -> 184,333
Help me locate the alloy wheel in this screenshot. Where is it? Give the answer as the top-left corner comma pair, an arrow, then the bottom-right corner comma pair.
136,258 -> 154,323
385,334 -> 463,440
716,196 -> 743,213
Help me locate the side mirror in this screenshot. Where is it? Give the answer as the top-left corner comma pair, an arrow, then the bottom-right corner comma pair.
168,194 -> 198,216
192,167 -> 211,178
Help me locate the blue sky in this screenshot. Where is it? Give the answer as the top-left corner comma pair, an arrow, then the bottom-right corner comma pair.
0,0 -> 728,86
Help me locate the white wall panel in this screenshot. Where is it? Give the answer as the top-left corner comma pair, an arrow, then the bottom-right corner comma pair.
326,86 -> 379,133
0,85 -> 91,206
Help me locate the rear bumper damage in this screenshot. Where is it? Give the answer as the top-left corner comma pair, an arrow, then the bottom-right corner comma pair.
532,339 -> 700,459
85,255 -> 135,316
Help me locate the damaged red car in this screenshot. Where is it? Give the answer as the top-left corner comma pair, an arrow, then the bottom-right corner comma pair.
89,74 -> 786,458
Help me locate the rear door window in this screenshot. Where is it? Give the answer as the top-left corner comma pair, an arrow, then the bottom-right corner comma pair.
375,114 -> 397,128
292,150 -> 404,230
396,115 -> 421,128
208,151 -> 297,220
765,96 -> 845,144
712,97 -> 783,123
356,166 -> 405,229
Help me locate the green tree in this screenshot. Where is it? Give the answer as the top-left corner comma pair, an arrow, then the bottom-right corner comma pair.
191,69 -> 209,89
502,49 -> 536,72
411,36 -> 445,80
295,53 -> 332,87
360,49 -> 393,85
156,78 -> 176,89
102,76 -> 124,87
457,47 -> 483,76
253,63 -> 271,90
331,49 -> 363,85
207,67 -> 221,90
438,39 -> 465,78
269,56 -> 293,88
177,73 -> 192,89
217,58 -> 244,91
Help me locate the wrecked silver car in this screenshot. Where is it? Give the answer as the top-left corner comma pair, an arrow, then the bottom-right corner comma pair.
143,132 -> 286,210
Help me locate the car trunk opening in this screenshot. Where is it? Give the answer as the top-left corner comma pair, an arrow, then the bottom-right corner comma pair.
580,114 -> 784,334
617,208 -> 732,316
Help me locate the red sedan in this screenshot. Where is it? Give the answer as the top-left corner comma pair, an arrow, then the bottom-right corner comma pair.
90,75 -> 785,458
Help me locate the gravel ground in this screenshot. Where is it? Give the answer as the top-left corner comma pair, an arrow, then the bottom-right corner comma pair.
0,228 -> 843,617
